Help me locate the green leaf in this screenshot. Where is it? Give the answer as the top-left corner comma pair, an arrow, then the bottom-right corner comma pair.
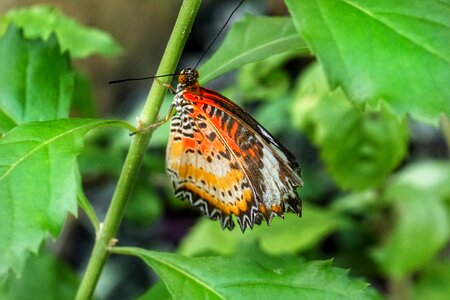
0,252 -> 79,300
293,63 -> 409,190
178,204 -> 344,256
77,189 -> 100,232
320,105 -> 408,190
237,52 -> 296,102
1,5 -> 122,58
388,160 -> 450,200
372,186 -> 450,278
258,204 -> 345,255
331,190 -> 379,214
0,25 -> 74,133
371,160 -> 450,278
72,71 -> 97,118
199,15 -> 309,84
137,281 -> 172,300
114,247 -> 376,300
253,96 -> 293,135
0,118 -> 132,276
286,0 -> 450,124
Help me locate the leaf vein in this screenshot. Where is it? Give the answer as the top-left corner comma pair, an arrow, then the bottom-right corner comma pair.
341,0 -> 450,64
146,254 -> 226,300
0,107 -> 19,127
0,123 -> 91,182
204,34 -> 306,82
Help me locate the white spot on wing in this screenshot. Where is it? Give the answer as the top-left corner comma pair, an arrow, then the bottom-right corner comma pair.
260,145 -> 284,207
257,125 -> 276,144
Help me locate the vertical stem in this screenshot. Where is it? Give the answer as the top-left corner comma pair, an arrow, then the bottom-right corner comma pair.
387,276 -> 411,300
75,1 -> 201,299
440,115 -> 450,158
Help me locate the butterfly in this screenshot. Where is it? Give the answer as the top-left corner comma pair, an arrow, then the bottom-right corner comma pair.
162,67 -> 303,231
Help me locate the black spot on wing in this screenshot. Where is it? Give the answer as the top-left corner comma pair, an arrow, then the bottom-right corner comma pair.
207,131 -> 216,141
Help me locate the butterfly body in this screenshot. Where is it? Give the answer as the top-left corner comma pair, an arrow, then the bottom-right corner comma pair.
166,68 -> 302,231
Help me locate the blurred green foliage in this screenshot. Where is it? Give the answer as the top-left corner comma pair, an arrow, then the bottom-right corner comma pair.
293,64 -> 409,190
0,4 -> 121,58
0,251 -> 79,300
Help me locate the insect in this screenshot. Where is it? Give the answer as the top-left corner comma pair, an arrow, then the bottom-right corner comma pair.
162,67 -> 303,231
116,0 -> 303,231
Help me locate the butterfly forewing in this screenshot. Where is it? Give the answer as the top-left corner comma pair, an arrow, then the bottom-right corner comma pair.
166,75 -> 302,231
166,111 -> 257,230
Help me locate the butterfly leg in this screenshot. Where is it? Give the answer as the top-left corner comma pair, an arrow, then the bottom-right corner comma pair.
130,79 -> 177,136
155,78 -> 176,94
130,103 -> 175,136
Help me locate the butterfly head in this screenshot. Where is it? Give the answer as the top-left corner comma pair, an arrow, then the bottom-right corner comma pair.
178,68 -> 200,87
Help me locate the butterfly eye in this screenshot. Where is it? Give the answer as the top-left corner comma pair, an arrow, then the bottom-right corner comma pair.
178,74 -> 187,84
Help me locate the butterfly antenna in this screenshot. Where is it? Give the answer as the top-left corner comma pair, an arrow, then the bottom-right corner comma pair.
110,0 -> 245,84
108,73 -> 179,84
193,0 -> 245,70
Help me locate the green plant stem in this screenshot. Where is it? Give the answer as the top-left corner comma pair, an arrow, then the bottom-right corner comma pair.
440,115 -> 450,158
388,276 -> 411,300
75,1 -> 201,299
